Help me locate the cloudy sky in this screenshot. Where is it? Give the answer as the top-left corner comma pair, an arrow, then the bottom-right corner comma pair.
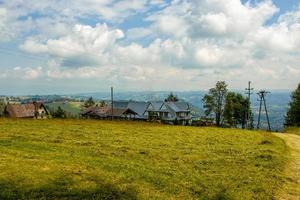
0,0 -> 299,94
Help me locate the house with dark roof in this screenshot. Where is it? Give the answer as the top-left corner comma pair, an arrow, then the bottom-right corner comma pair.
81,100 -> 193,125
80,106 -> 138,120
147,101 -> 192,125
4,102 -> 49,119
113,101 -> 150,120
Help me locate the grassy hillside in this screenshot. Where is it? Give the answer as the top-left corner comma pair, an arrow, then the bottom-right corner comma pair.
0,119 -> 288,200
45,102 -> 82,116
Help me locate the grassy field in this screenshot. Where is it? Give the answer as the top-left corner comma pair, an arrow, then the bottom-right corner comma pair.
0,119 -> 288,200
285,127 -> 300,136
45,102 -> 82,117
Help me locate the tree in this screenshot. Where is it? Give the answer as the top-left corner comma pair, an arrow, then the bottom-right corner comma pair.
165,92 -> 179,102
52,106 -> 67,118
203,81 -> 228,126
0,99 -> 6,116
99,100 -> 107,107
82,97 -> 95,108
285,83 -> 300,126
223,92 -> 251,128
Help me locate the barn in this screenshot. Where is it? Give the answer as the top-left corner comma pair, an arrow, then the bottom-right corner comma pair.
4,102 -> 49,119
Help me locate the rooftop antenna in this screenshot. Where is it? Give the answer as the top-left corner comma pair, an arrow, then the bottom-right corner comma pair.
111,86 -> 114,121
245,81 -> 254,129
257,90 -> 271,131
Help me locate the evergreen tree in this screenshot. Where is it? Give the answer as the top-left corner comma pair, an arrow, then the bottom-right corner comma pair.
285,83 -> 300,126
203,81 -> 228,126
99,100 -> 107,107
82,97 -> 95,108
52,106 -> 67,118
165,92 -> 179,102
0,99 -> 6,116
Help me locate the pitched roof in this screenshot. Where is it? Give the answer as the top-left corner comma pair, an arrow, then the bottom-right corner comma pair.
105,108 -> 137,117
113,101 -> 129,109
165,102 -> 190,112
81,106 -> 110,116
81,106 -> 137,118
127,102 -> 150,117
147,101 -> 164,111
5,102 -> 48,118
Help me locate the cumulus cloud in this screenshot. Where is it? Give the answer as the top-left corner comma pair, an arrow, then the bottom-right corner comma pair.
1,0 -> 300,91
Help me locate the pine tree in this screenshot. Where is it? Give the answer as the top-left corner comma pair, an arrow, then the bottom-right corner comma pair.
52,106 -> 66,118
165,92 -> 179,102
285,83 -> 300,126
82,97 -> 95,108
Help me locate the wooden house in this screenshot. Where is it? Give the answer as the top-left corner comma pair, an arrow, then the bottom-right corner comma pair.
4,102 -> 49,119
147,101 -> 192,125
80,106 -> 138,120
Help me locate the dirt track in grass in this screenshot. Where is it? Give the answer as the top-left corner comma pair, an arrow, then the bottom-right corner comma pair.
275,133 -> 300,200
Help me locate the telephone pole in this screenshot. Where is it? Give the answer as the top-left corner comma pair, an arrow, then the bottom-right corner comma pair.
245,81 -> 254,129
257,90 -> 271,131
111,86 -> 114,121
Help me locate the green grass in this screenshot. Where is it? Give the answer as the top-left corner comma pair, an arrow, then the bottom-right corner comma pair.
0,119 -> 288,200
285,127 -> 300,136
45,102 -> 82,116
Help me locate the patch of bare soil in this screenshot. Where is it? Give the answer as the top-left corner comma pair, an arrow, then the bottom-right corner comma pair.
275,133 -> 300,200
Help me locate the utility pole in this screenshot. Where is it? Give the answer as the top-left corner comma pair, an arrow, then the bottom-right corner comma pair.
111,86 -> 114,121
245,81 -> 254,129
257,90 -> 271,131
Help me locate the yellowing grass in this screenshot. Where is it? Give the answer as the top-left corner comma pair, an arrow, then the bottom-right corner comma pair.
285,127 -> 300,136
0,119 -> 288,199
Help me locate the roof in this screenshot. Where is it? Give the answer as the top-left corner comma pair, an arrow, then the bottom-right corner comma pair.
5,102 -> 48,118
128,102 -> 150,117
105,108 -> 137,117
165,102 -> 190,112
81,106 -> 110,116
113,101 -> 129,109
81,106 -> 137,118
147,101 -> 164,111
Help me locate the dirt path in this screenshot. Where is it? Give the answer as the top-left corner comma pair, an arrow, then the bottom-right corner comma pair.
275,133 -> 300,200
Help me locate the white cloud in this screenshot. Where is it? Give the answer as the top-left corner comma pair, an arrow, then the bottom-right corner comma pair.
195,46 -> 223,66
1,0 -> 300,91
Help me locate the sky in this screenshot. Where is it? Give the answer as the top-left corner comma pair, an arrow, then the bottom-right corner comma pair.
0,0 -> 299,95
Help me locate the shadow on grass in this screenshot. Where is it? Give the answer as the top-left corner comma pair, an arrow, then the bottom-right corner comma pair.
0,176 -> 137,200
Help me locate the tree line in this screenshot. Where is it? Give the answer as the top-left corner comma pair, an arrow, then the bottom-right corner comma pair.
0,83 -> 299,129
202,81 -> 253,129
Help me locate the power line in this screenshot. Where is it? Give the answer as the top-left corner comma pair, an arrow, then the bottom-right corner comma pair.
257,90 -> 271,131
111,86 -> 114,121
245,81 -> 254,129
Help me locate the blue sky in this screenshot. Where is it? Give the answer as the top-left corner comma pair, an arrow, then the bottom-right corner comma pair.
0,0 -> 299,95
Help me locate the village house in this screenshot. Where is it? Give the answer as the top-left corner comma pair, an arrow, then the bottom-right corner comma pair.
147,101 -> 192,125
4,102 -> 49,119
81,100 -> 192,125
80,105 -> 138,120
113,101 -> 150,120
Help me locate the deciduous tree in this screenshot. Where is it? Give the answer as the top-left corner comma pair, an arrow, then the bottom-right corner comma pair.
203,81 -> 228,126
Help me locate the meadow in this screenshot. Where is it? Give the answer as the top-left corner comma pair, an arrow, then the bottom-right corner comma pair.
0,119 -> 288,200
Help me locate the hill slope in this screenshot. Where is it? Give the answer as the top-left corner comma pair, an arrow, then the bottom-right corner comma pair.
275,132 -> 300,199
0,119 -> 288,200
